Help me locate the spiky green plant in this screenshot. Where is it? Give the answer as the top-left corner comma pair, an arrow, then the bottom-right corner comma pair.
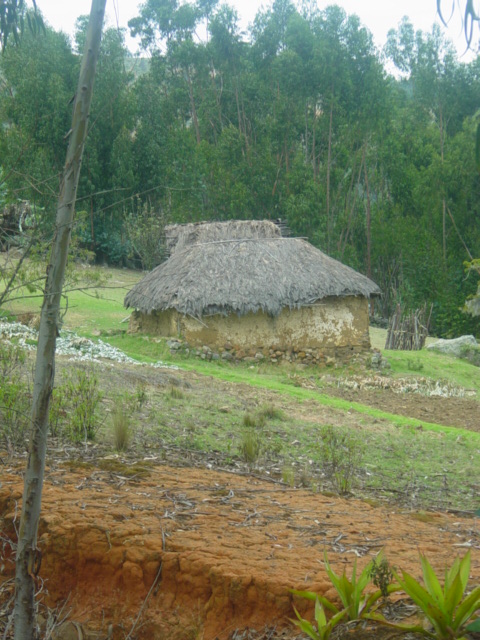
292,597 -> 347,640
370,550 -> 480,639
293,551 -> 398,622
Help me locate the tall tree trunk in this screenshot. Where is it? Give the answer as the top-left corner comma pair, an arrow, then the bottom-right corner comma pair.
312,103 -> 317,181
363,147 -> 372,279
187,70 -> 201,145
339,150 -> 364,261
14,2 -> 106,638
439,106 -> 447,264
326,97 -> 334,253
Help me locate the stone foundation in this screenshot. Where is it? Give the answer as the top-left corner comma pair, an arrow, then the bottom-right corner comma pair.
167,337 -> 371,367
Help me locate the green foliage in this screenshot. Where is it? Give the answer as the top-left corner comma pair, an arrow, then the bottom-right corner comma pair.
407,357 -> 424,371
242,411 -> 266,429
50,368 -> 102,443
292,598 -> 347,640
257,403 -> 285,421
387,551 -> 480,639
293,552 -> 397,624
125,200 -> 167,270
1,1 -> 480,334
111,403 -> 131,452
0,342 -> 30,449
369,554 -> 396,599
239,421 -> 263,464
317,426 -> 364,494
292,552 -> 479,640
0,4 -> 45,51
323,552 -> 394,620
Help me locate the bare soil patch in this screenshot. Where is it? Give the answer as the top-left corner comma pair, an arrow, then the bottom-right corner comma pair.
1,457 -> 479,639
322,385 -> 480,432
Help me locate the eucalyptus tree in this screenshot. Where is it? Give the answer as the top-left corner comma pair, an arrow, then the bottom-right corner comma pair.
0,23 -> 76,213
74,21 -> 135,262
0,0 -> 43,50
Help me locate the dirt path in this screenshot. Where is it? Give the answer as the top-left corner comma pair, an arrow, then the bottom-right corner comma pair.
1,459 -> 479,639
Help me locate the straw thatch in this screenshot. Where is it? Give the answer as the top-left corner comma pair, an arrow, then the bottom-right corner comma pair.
124,220 -> 381,318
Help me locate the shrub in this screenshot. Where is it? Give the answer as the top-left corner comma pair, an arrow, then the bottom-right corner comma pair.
293,551 -> 398,624
239,426 -> 262,464
168,384 -> 185,400
317,426 -> 364,494
242,411 -> 265,429
257,403 -> 285,421
0,342 -> 30,450
112,403 -> 131,452
50,367 -> 102,443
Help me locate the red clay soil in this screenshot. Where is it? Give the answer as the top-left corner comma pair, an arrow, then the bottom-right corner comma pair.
1,459 -> 479,639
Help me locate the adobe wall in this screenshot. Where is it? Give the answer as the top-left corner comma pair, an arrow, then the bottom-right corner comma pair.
129,296 -> 372,364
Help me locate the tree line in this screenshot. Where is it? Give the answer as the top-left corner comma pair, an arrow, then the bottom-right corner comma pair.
1,0 -> 480,337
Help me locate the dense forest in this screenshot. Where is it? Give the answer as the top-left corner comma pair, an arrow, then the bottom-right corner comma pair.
0,0 -> 479,337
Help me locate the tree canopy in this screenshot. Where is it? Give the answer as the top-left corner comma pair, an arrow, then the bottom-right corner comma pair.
0,1 -> 479,337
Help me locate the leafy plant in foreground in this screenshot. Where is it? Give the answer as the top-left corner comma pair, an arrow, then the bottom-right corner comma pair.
292,597 -> 348,640
293,551 -> 398,623
370,550 -> 480,639
399,551 -> 480,639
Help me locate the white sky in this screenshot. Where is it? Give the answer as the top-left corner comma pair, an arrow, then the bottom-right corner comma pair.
35,0 -> 474,60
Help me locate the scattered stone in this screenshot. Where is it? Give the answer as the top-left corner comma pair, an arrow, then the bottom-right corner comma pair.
370,349 -> 390,370
0,321 -> 175,369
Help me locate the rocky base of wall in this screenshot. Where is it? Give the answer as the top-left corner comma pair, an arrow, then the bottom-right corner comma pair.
167,338 -> 374,367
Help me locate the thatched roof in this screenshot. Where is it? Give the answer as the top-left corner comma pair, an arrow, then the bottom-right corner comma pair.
124,220 -> 381,318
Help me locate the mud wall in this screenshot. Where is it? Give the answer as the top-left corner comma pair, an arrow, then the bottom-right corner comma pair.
129,296 -> 371,362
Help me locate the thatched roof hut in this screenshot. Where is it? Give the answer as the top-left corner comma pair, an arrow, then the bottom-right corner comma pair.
124,220 -> 380,318
125,220 -> 380,363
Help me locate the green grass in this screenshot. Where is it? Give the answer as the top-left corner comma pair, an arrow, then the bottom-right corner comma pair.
3,265 -> 142,335
4,264 -> 480,511
103,361 -> 479,509
106,333 -> 479,436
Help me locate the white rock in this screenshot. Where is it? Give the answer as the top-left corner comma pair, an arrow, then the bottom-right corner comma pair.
426,335 -> 477,357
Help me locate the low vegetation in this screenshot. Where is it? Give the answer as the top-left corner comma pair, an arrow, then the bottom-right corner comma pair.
293,551 -> 480,640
